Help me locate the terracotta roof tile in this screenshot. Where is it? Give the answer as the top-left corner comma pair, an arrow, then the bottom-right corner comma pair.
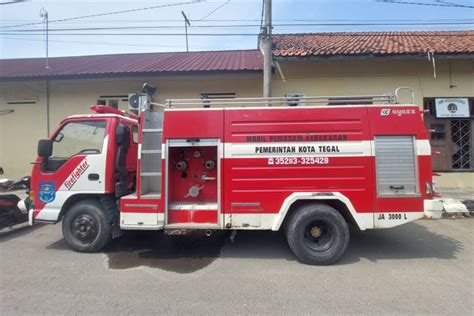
0,49 -> 262,80
273,31 -> 474,58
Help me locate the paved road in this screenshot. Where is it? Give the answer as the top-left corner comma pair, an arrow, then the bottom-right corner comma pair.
1,219 -> 472,315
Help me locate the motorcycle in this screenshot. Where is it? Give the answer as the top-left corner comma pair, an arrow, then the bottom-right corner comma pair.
0,171 -> 31,230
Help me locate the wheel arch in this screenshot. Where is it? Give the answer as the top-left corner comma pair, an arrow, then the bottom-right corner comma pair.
58,194 -> 103,221
271,192 -> 374,231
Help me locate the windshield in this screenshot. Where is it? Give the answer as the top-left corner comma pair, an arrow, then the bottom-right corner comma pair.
52,120 -> 107,158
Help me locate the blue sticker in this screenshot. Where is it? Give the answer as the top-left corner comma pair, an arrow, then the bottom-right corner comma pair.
39,182 -> 55,203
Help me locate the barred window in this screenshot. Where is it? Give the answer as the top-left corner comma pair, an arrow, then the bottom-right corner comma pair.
423,98 -> 474,171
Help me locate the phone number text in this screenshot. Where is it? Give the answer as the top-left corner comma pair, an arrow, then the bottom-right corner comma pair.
268,157 -> 329,165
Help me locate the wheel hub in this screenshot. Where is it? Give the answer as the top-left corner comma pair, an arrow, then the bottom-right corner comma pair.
303,220 -> 335,252
72,214 -> 98,243
310,226 -> 322,238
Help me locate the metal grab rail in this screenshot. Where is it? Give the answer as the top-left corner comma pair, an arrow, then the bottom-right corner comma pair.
164,88 -> 415,109
166,95 -> 396,107
164,91 -> 408,108
395,87 -> 415,104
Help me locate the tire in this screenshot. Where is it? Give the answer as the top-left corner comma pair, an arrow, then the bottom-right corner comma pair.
285,203 -> 349,265
62,199 -> 112,253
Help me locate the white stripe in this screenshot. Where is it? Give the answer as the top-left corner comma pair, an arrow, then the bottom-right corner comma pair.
223,208 -> 374,231
68,113 -> 137,123
120,212 -> 164,230
271,192 -> 374,231
35,205 -> 62,221
224,141 -> 373,158
223,139 -> 430,158
168,202 -> 218,210
223,213 -> 277,230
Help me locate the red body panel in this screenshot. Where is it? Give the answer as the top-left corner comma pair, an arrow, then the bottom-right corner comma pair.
367,106 -> 432,213
163,110 -> 224,139
121,104 -> 432,229
224,156 -> 375,214
224,107 -> 370,142
168,210 -> 217,223
223,107 -> 375,215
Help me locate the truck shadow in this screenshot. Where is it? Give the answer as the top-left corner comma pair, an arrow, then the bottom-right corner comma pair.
97,221 -> 463,272
339,221 -> 463,265
104,231 -> 229,274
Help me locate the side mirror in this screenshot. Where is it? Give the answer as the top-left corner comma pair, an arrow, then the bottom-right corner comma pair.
38,139 -> 53,158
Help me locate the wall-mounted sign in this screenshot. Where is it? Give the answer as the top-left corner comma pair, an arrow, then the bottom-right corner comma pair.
435,98 -> 470,118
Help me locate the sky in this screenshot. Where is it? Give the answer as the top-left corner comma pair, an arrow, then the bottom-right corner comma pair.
0,0 -> 473,59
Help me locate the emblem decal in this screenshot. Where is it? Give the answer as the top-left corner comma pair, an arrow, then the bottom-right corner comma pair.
380,109 -> 390,116
39,182 -> 55,203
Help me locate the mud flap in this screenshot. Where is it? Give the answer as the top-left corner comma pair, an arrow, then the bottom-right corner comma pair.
100,195 -> 123,239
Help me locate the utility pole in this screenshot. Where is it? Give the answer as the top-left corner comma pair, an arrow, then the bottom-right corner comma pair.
181,11 -> 191,52
260,0 -> 272,99
40,7 -> 50,136
40,8 -> 50,70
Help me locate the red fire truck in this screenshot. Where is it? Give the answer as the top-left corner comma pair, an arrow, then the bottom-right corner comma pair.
28,86 -> 441,265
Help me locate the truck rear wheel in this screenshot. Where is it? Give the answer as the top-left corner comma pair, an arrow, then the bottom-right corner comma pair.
62,199 -> 112,253
285,203 -> 349,265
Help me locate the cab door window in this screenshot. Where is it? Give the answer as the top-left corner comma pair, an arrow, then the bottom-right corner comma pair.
52,121 -> 106,158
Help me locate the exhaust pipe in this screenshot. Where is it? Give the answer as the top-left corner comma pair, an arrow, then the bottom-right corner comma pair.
205,230 -> 212,237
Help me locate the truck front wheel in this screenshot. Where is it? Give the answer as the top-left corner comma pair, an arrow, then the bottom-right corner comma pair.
62,199 -> 112,253
285,203 -> 349,265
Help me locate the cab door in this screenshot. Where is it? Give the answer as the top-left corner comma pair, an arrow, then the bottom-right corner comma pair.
32,118 -> 112,222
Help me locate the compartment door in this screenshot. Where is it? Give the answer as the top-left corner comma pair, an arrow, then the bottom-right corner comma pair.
166,139 -> 220,226
375,135 -> 418,197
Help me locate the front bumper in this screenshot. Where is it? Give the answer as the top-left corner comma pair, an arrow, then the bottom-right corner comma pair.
424,199 -> 444,219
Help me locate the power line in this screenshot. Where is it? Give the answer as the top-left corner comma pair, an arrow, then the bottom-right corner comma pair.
2,32 -> 472,37
0,0 -> 204,29
2,18 -> 473,24
376,0 -> 474,9
5,21 -> 474,33
437,0 -> 474,8
0,32 -> 261,36
198,0 -> 231,20
0,0 -> 28,5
